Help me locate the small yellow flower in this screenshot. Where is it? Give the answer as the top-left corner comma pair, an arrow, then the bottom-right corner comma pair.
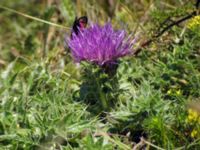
187,15 -> 200,29
191,129 -> 198,138
176,89 -> 181,95
167,89 -> 172,95
16,124 -> 20,128
188,109 -> 199,122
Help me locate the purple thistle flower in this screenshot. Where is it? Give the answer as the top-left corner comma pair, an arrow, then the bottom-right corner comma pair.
66,23 -> 136,66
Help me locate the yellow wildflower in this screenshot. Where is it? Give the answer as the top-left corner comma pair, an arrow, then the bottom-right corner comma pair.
188,109 -> 199,122
167,89 -> 172,95
187,15 -> 200,29
191,129 -> 198,138
176,89 -> 181,95
16,124 -> 20,128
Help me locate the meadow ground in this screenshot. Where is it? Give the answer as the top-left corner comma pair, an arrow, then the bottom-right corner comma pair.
0,0 -> 200,149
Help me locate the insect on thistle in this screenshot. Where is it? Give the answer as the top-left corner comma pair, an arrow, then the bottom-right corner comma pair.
65,16 -> 88,53
71,16 -> 88,37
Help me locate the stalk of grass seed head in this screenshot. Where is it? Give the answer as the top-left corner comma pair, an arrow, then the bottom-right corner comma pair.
0,5 -> 70,30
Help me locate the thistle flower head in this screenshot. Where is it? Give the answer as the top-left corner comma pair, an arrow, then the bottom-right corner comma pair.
66,23 -> 136,66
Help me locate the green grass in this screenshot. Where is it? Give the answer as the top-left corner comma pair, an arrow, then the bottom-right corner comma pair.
0,0 -> 200,149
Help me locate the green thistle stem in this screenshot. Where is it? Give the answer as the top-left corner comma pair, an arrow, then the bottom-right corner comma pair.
95,73 -> 108,110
